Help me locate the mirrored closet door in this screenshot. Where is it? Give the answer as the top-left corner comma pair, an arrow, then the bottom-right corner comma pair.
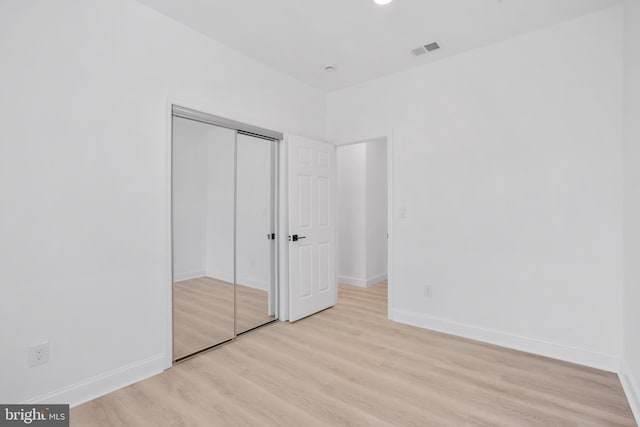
235,133 -> 277,334
172,108 -> 278,361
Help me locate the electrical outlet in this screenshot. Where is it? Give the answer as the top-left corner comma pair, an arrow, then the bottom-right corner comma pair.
424,286 -> 433,298
28,342 -> 49,367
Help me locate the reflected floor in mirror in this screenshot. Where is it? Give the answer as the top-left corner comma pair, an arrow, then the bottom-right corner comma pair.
173,277 -> 274,359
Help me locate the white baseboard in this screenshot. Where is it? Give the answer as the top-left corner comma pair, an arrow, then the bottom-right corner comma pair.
338,276 -> 367,287
620,361 -> 640,424
173,270 -> 206,282
236,276 -> 269,291
366,273 -> 388,287
22,354 -> 166,408
206,271 -> 234,284
206,272 -> 269,291
339,273 -> 387,288
392,308 -> 620,373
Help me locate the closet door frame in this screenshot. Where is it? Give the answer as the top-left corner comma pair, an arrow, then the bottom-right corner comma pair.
167,101 -> 282,366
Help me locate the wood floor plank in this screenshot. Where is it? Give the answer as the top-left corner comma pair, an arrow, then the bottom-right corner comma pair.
72,282 -> 637,427
172,277 -> 274,359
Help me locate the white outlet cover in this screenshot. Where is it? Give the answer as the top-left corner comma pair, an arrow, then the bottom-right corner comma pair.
28,342 -> 49,367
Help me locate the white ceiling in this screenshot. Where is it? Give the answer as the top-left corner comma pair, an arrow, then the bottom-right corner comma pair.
136,0 -> 621,92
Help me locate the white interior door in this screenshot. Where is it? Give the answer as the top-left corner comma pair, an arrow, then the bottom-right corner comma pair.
288,135 -> 337,322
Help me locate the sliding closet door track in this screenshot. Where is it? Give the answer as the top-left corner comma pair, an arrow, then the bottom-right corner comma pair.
173,319 -> 278,363
173,338 -> 234,364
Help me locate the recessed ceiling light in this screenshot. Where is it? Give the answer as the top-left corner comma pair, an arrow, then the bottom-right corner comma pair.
374,0 -> 393,5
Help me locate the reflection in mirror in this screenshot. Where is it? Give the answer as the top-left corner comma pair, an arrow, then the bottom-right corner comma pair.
235,133 -> 276,334
172,117 -> 235,360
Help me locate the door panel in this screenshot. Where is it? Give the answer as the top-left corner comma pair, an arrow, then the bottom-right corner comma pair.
298,175 -> 312,228
172,117 -> 235,360
235,133 -> 276,334
289,135 -> 336,322
318,242 -> 330,292
299,245 -> 313,298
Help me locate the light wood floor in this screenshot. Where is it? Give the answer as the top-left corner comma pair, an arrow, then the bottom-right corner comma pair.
173,277 -> 274,359
73,282 -> 636,426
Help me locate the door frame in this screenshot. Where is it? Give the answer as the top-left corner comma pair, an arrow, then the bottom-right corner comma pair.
277,135 -> 290,321
274,131 -> 395,322
163,97 -> 287,369
331,130 -> 395,320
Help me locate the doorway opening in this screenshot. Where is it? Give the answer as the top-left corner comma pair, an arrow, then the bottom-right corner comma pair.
336,138 -> 389,303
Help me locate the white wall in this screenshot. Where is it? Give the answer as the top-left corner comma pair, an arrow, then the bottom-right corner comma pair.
204,126 -> 236,284
203,129 -> 272,290
328,7 -> 624,371
235,133 -> 272,291
337,144 -> 367,283
174,121 -> 271,288
622,0 -> 640,421
337,141 -> 387,286
365,140 -> 388,283
0,0 -> 325,405
172,118 -> 208,280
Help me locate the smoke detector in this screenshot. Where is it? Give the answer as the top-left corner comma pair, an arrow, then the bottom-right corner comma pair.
412,42 -> 440,56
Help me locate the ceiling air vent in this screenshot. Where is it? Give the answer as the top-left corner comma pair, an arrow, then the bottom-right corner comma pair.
412,42 -> 440,56
425,42 -> 440,52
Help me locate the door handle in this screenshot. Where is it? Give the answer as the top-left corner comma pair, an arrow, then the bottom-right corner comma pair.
289,234 -> 307,242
